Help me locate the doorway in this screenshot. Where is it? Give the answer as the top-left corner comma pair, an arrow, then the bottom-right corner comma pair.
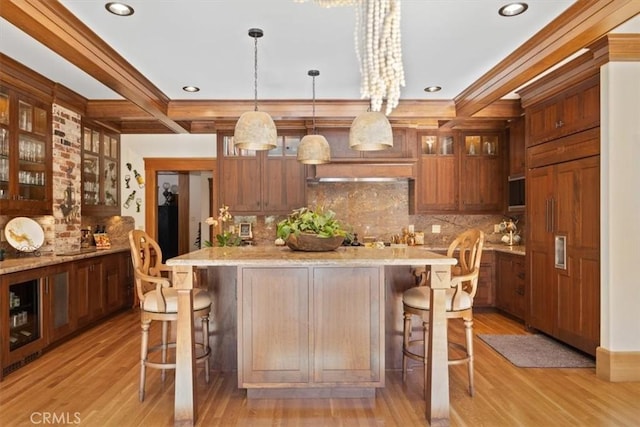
142,158 -> 217,252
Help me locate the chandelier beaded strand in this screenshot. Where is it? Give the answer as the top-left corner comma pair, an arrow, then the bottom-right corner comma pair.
301,0 -> 404,114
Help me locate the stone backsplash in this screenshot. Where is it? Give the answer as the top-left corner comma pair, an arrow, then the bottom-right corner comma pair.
244,181 -> 524,247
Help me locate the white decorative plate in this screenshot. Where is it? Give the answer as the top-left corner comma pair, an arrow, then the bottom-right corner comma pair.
4,217 -> 45,252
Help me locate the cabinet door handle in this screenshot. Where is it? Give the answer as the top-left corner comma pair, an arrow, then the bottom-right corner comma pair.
45,277 -> 49,294
550,197 -> 555,232
545,199 -> 551,232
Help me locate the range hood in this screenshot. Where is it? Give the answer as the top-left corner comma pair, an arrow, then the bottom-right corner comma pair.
310,161 -> 416,182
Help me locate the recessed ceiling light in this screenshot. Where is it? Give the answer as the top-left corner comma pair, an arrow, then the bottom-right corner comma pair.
105,2 -> 134,16
424,86 -> 442,93
182,86 -> 200,93
498,2 -> 528,17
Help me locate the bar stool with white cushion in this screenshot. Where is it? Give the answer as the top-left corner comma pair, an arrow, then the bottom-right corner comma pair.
128,229 -> 211,402
402,229 -> 484,397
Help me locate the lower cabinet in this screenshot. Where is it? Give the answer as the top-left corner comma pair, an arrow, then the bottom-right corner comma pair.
1,250 -> 131,379
46,264 -> 74,342
74,257 -> 105,327
238,266 -> 384,392
495,252 -> 525,320
474,251 -> 495,307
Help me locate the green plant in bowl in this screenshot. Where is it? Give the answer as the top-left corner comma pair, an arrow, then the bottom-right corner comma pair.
277,207 -> 351,251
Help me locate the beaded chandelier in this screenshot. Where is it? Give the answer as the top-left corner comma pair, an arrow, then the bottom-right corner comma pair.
300,0 -> 405,115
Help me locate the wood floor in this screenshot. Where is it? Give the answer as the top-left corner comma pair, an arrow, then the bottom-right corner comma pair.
1,309 -> 639,427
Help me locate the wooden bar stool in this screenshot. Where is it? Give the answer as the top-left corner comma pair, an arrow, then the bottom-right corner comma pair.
402,229 -> 484,396
128,230 -> 211,401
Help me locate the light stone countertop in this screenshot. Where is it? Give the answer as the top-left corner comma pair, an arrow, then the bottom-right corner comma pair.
0,243 -> 524,275
166,245 -> 459,267
0,245 -> 129,275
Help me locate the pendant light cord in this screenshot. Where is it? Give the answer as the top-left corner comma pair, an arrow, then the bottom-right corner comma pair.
253,34 -> 258,112
311,74 -> 316,134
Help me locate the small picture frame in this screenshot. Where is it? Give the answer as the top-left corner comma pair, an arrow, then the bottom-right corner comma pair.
239,223 -> 252,240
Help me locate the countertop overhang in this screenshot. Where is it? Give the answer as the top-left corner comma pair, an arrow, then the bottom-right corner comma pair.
166,245 -> 459,267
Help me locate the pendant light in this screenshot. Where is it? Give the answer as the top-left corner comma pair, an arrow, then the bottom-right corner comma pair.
234,28 -> 277,151
297,70 -> 331,164
349,106 -> 393,151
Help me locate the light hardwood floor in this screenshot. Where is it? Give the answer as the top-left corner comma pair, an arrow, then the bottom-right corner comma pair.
1,309 -> 638,426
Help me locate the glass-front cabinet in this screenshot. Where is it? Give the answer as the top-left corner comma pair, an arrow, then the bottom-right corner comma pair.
0,86 -> 52,215
82,121 -> 120,216
414,132 -> 459,212
460,132 -> 504,212
218,132 -> 305,214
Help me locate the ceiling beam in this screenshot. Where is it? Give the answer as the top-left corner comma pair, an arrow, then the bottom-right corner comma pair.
454,0 -> 640,118
0,0 -> 188,134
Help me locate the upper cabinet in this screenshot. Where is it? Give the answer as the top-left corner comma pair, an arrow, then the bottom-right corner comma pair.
0,85 -> 52,215
459,132 -> 504,212
508,116 -> 525,178
526,75 -> 600,147
413,131 -> 458,212
316,127 -> 415,161
218,131 -> 306,215
411,129 -> 506,214
81,121 -> 120,216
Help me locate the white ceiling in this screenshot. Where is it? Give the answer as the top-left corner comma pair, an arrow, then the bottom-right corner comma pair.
0,0 -> 591,104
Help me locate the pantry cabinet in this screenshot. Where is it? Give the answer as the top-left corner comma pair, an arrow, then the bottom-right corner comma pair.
218,132 -> 306,214
0,85 -> 52,215
523,66 -> 601,356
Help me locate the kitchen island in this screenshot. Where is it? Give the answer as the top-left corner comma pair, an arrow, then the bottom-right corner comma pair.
167,245 -> 457,426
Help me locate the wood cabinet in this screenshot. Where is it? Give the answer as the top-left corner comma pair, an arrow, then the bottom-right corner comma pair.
414,132 -> 458,212
81,121 -> 120,216
412,130 -> 505,214
238,266 -> 384,392
526,154 -> 600,355
0,85 -> 52,215
317,127 -> 413,161
508,116 -> 525,177
218,132 -> 306,214
474,251 -> 495,307
527,156 -> 600,355
45,264 -> 74,342
1,252 -> 131,378
459,132 -> 505,212
74,257 -> 105,327
526,75 -> 599,147
495,252 -> 525,320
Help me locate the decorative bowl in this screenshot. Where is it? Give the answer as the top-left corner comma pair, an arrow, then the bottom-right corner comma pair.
285,233 -> 344,252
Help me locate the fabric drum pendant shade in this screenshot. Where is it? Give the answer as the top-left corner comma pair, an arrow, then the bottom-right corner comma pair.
298,134 -> 331,164
349,111 -> 393,151
234,111 -> 277,151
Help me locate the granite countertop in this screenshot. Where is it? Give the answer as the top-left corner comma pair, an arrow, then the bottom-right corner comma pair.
0,243 -> 525,275
168,245 -> 459,267
0,245 -> 129,275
